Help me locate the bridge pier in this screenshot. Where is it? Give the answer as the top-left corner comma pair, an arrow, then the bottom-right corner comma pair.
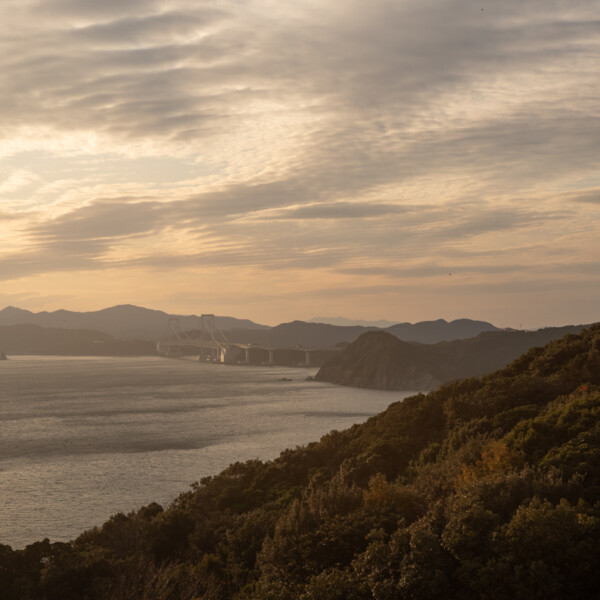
157,323 -> 336,367
198,346 -> 219,362
262,349 -> 275,366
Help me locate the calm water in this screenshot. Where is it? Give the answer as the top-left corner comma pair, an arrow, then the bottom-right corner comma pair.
0,356 -> 414,548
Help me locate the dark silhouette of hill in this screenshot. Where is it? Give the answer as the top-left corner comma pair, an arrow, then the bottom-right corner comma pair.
308,316 -> 398,327
0,303 -> 500,343
225,318 -> 498,348
315,325 -> 588,389
385,317 -> 500,343
0,324 -> 156,356
0,305 -> 267,341
0,306 -> 498,347
308,317 -> 499,338
2,325 -> 600,598
225,320 -> 374,347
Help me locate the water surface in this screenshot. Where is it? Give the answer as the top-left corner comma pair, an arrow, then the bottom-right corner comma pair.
0,356 -> 414,548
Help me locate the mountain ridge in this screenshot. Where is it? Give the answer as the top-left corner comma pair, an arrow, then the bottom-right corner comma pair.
308,316 -> 398,328
0,305 -> 268,341
226,317 -> 499,347
0,306 -> 500,346
315,325 -> 590,390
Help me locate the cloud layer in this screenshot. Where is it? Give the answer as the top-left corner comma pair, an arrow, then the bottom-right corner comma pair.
0,0 -> 599,326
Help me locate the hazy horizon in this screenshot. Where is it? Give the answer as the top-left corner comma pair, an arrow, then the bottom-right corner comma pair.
1,0 -> 598,329
1,301 -> 594,331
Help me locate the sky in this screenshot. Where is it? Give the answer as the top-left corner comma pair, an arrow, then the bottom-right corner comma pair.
0,0 -> 599,328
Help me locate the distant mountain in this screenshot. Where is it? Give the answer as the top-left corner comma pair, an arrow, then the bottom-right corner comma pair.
308,317 -> 499,339
308,316 -> 398,328
224,321 -> 373,348
0,305 -> 268,341
226,318 -> 499,348
385,318 -> 500,343
315,325 -> 589,390
0,324 -> 156,356
0,306 -> 500,347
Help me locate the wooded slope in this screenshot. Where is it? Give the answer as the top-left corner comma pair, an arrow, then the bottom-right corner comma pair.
2,325 -> 600,600
315,325 -> 586,389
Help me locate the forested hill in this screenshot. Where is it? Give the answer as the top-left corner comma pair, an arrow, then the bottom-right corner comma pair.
315,324 -> 587,390
2,325 -> 600,599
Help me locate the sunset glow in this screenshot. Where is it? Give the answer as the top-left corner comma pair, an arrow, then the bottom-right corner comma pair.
1,0 -> 599,327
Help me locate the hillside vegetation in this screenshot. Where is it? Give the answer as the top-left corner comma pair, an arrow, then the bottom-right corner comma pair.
315,325 -> 586,390
1,325 -> 600,599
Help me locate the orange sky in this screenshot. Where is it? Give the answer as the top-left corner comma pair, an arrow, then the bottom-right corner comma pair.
1,0 -> 599,328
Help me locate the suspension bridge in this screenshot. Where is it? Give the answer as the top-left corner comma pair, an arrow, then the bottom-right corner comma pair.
156,314 -> 336,367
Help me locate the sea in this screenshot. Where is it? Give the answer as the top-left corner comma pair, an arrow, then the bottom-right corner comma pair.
0,356 -> 415,549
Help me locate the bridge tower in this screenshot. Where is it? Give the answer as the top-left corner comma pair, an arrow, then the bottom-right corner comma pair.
200,314 -> 216,360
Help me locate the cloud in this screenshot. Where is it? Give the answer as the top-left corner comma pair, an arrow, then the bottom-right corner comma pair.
569,189 -> 600,205
31,200 -> 165,241
264,202 -> 410,220
0,211 -> 24,221
67,10 -> 226,47
339,263 -> 531,279
33,0 -> 166,20
0,0 -> 599,326
0,190 -> 577,285
0,170 -> 41,197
